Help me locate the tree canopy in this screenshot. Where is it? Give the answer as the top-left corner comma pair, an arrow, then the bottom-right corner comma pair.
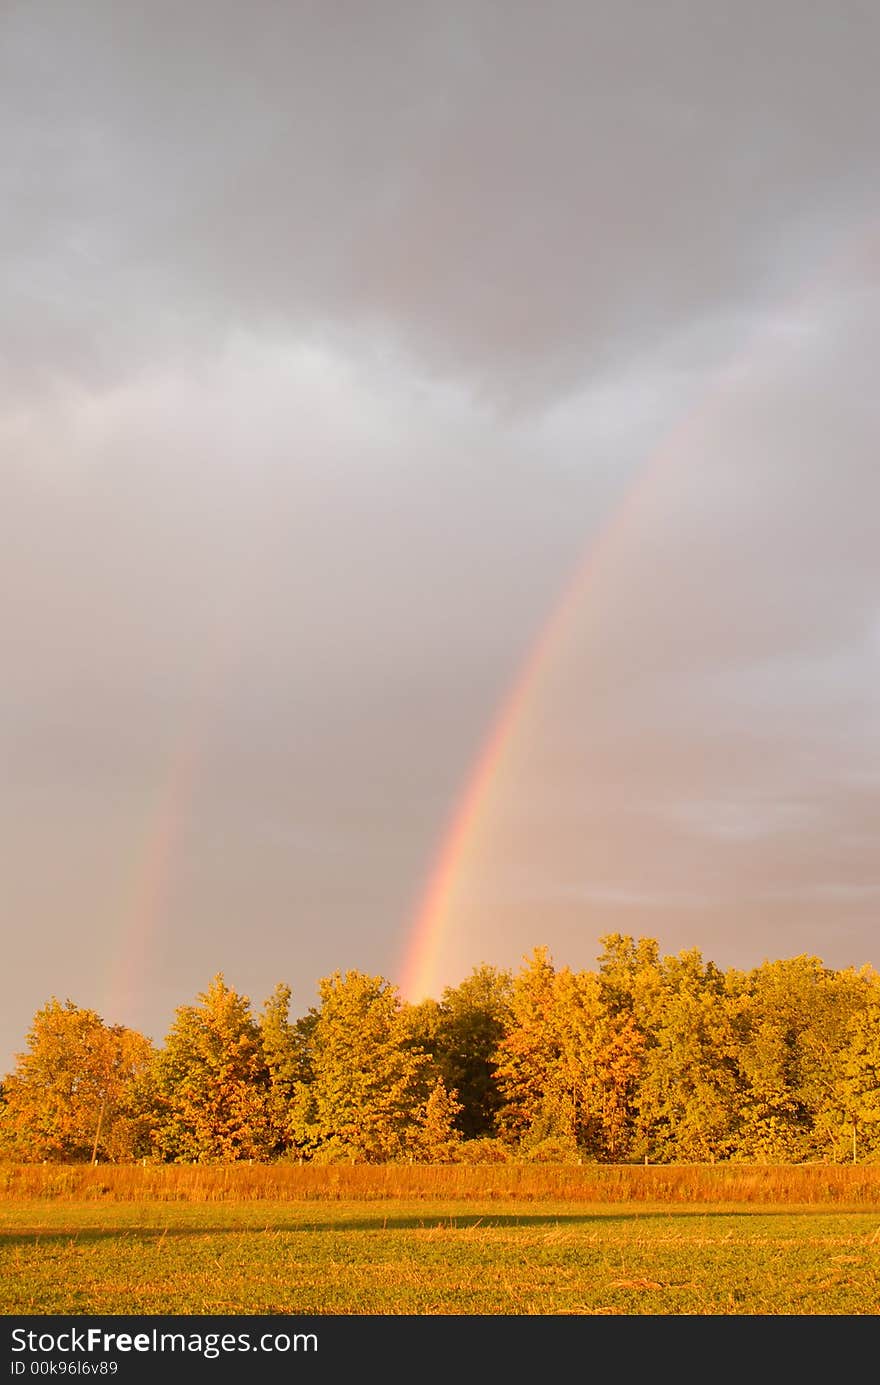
3,938 -> 878,1164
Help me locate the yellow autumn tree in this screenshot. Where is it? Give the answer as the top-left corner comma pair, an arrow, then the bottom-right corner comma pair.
412,1078 -> 464,1162
837,987 -> 880,1161
151,975 -> 272,1162
495,948 -> 644,1160
0,999 -> 154,1162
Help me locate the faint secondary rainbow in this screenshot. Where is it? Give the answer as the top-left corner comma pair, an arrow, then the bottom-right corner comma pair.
102,738 -> 201,1026
100,575 -> 256,1028
100,615 -> 243,1028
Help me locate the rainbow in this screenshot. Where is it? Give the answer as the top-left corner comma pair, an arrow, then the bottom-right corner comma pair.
99,221 -> 870,1021
396,447 -> 677,1003
102,740 -> 200,1025
101,600 -> 246,1028
395,228 -> 859,1002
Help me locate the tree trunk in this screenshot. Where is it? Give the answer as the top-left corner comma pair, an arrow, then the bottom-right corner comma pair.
91,1097 -> 107,1165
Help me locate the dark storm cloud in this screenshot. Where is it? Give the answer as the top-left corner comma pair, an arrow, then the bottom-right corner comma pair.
3,1 -> 879,404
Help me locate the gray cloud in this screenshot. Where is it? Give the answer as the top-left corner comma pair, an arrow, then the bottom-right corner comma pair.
4,1 -> 880,404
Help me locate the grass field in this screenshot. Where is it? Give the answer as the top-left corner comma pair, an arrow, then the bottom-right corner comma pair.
2,1165 -> 879,1315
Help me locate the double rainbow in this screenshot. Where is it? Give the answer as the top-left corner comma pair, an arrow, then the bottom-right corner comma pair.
103,222 -> 867,1022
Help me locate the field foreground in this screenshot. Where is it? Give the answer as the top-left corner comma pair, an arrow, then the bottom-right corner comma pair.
2,1165 -> 879,1315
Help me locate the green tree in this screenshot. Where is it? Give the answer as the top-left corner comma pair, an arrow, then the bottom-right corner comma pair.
426,964 -> 513,1139
259,982 -> 315,1158
300,970 -> 433,1162
731,959 -> 818,1160
634,950 -> 741,1162
732,957 -> 873,1161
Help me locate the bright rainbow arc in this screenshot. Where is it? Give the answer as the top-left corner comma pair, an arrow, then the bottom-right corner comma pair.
396,470 -> 660,1003
395,263 -> 842,1002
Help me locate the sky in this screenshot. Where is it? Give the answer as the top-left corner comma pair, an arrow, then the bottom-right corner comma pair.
3,1 -> 879,1070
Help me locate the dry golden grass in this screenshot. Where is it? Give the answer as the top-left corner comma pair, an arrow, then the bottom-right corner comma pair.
3,1161 -> 879,1204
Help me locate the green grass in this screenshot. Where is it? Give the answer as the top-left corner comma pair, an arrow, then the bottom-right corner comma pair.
2,1198 -> 879,1314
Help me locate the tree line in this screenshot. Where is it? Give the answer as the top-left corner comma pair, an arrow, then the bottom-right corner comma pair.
2,936 -> 879,1164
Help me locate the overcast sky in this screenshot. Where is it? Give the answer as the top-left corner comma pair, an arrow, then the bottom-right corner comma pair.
3,1 -> 879,1069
